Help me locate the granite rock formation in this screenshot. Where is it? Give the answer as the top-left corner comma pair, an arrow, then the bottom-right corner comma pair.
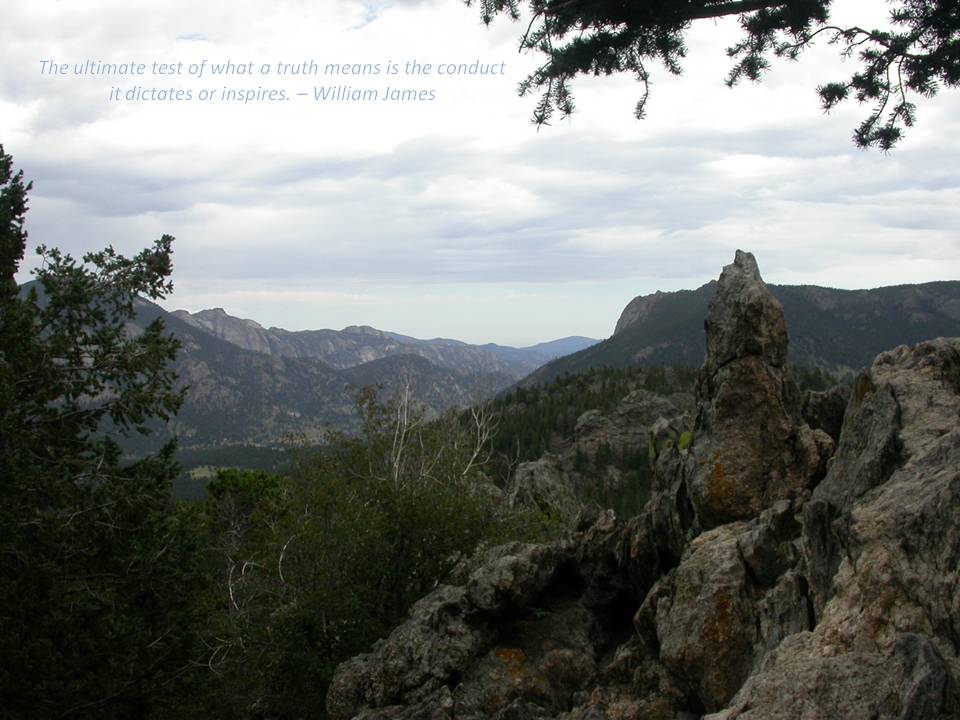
326,251 -> 960,720
684,251 -> 833,528
506,389 -> 692,522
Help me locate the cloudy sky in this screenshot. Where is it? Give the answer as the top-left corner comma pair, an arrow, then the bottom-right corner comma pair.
3,0 -> 958,346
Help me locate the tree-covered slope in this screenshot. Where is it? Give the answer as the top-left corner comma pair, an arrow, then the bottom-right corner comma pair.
125,296 -> 524,448
524,280 -> 960,386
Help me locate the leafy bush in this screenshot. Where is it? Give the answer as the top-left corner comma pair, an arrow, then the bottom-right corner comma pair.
192,387 -> 556,718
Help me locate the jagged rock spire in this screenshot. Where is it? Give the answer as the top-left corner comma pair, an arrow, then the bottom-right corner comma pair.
703,250 -> 788,372
686,250 -> 830,528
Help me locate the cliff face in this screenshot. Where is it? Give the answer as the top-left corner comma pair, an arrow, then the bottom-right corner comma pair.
326,252 -> 960,720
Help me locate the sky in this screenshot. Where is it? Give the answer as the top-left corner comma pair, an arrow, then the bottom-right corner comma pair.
2,0 -> 958,346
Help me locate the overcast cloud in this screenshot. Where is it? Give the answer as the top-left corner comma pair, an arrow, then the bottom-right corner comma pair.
2,0 -> 958,345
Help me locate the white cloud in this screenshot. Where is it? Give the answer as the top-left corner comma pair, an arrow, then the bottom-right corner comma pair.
2,0 -> 958,345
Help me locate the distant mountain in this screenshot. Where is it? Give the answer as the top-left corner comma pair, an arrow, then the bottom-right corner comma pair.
112,301 -> 590,449
474,336 -> 599,373
119,300 -> 536,447
524,280 -> 960,386
338,354 -> 514,412
524,336 -> 601,358
172,307 -> 598,379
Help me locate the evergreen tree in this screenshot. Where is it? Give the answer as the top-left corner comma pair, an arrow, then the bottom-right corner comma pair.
0,144 -> 203,718
470,0 -> 959,149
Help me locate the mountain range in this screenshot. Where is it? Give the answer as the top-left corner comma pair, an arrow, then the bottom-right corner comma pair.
27,275 -> 960,451
171,306 -> 596,377
125,300 -> 597,448
524,279 -> 960,385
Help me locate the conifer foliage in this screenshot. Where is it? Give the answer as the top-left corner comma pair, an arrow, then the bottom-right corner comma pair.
471,0 -> 960,149
0,145 -> 203,719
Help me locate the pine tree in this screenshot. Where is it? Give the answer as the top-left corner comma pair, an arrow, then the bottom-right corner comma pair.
0,144 -> 203,718
470,0 -> 959,149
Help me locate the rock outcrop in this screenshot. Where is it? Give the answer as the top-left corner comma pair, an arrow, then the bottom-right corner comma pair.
507,455 -> 581,521
506,389 -> 693,521
801,383 -> 851,443
710,337 -> 960,720
684,250 -> 832,528
327,251 -> 960,720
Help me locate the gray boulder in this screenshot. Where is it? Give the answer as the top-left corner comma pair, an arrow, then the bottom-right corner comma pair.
507,455 -> 580,521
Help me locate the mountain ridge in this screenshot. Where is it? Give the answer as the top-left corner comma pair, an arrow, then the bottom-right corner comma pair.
525,278 -> 960,386
119,297 -> 535,448
171,306 -> 598,378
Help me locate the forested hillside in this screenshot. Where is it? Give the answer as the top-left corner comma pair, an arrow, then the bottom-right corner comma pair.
482,365 -> 696,484
527,280 -> 960,385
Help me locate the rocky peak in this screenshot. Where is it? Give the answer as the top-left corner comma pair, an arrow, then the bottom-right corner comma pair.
613,281 -> 720,337
703,250 -> 788,371
613,290 -> 665,335
174,306 -> 273,354
342,325 -> 385,336
686,250 -> 830,529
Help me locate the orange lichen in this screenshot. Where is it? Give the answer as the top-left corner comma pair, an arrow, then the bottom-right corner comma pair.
495,647 -> 531,684
703,589 -> 737,646
706,455 -> 740,518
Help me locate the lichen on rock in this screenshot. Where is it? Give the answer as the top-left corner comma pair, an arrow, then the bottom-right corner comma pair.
685,250 -> 832,528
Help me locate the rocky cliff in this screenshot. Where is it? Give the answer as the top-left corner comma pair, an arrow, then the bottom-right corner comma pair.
326,251 -> 959,720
